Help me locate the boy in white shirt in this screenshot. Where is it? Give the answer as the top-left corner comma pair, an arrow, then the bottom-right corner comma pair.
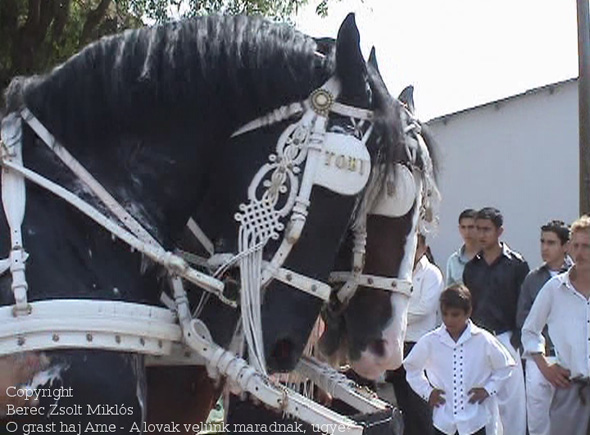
404,285 -> 515,435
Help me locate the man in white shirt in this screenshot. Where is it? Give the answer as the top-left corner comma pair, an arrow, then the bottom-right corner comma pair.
516,220 -> 572,435
404,284 -> 515,435
388,234 -> 444,435
522,215 -> 590,435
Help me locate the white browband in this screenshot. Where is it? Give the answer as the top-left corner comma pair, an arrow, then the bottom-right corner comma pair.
231,96 -> 373,138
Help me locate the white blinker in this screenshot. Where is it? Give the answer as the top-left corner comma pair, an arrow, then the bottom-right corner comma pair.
370,163 -> 416,218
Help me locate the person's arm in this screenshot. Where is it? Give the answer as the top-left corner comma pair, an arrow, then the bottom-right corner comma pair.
462,262 -> 472,291
407,267 -> 444,324
522,281 -> 571,387
482,335 -> 516,398
522,281 -> 551,355
445,256 -> 454,287
530,353 -> 571,389
510,260 -> 530,349
516,272 -> 534,331
516,260 -> 530,288
403,337 -> 435,402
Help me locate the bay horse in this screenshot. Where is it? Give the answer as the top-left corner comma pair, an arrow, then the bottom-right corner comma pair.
0,13 -> 406,435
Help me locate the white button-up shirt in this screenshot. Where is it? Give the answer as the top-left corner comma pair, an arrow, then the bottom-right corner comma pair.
522,271 -> 590,378
406,255 -> 444,342
404,321 -> 515,435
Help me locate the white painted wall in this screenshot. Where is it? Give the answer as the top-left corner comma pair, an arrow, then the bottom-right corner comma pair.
425,79 -> 579,273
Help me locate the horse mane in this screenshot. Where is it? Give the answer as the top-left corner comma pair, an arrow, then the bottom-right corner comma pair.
418,123 -> 441,181
345,64 -> 441,234
4,15 -> 333,146
365,64 -> 407,171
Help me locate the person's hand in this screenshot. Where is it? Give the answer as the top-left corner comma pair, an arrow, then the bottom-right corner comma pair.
539,363 -> 571,388
468,387 -> 489,404
0,353 -> 46,415
428,389 -> 445,408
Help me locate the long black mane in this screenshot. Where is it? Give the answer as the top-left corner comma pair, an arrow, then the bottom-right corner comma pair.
3,16 -> 341,249
6,15 -> 333,133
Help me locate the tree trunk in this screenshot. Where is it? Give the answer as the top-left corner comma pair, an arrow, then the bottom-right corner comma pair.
81,0 -> 112,44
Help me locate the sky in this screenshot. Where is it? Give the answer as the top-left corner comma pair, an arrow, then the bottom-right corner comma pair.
293,0 -> 579,121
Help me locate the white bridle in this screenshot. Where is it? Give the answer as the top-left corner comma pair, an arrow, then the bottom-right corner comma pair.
327,108 -> 439,307
211,76 -> 377,373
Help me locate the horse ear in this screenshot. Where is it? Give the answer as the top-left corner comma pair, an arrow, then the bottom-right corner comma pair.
335,13 -> 366,90
398,85 -> 415,114
368,47 -> 380,74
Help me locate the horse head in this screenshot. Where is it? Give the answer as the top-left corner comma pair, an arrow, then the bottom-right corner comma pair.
320,52 -> 441,380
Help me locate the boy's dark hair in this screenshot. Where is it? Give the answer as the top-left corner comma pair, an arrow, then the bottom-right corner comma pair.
476,207 -> 503,229
458,208 -> 477,223
541,220 -> 570,245
440,284 -> 472,313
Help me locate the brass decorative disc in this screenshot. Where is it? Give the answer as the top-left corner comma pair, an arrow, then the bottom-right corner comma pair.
310,88 -> 334,116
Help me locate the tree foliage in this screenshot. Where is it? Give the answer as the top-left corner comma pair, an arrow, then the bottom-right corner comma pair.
0,0 -> 335,97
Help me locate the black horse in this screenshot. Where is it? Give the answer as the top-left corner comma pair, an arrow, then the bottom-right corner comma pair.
1,13 -> 403,434
151,56 -> 441,434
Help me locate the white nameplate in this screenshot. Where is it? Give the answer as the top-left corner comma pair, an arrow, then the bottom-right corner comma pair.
313,133 -> 371,196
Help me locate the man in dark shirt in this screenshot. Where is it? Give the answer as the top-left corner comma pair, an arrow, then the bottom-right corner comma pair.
463,207 -> 528,435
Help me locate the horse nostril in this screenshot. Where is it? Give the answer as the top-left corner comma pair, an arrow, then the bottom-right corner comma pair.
367,339 -> 387,357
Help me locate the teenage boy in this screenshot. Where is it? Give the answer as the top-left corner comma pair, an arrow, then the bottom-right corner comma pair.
463,207 -> 528,434
445,209 -> 479,286
404,285 -> 515,435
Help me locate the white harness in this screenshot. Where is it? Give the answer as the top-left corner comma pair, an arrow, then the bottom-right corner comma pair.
229,77 -> 376,373
0,76 -> 401,433
329,113 -> 440,306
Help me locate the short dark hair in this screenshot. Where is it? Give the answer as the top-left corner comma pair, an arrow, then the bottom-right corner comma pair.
476,207 -> 503,228
440,284 -> 472,314
458,209 -> 477,223
541,220 -> 570,245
